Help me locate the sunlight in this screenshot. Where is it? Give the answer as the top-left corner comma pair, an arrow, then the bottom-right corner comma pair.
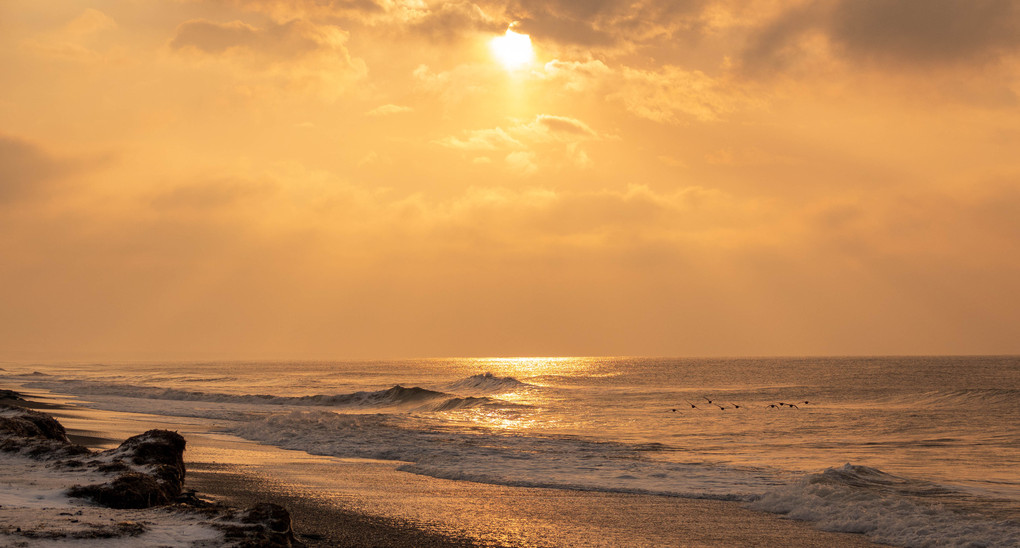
490,27 -> 534,71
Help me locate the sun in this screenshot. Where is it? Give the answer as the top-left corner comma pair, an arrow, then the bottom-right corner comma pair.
490,27 -> 534,71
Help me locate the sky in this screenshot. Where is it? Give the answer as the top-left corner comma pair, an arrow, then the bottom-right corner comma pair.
2,0 -> 1019,360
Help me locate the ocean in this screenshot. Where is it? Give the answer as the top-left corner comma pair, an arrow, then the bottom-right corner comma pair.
4,356 -> 1019,547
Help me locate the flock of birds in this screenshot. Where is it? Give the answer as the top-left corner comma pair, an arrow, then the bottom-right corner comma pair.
670,396 -> 811,412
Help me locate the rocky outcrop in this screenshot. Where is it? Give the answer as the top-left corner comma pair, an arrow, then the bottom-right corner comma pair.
0,404 -> 89,458
67,429 -> 188,509
0,404 -> 305,547
0,389 -> 24,401
216,503 -> 305,547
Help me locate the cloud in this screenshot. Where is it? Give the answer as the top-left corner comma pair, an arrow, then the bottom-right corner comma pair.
611,66 -> 751,123
366,104 -> 413,116
502,0 -> 712,48
0,136 -> 73,204
170,19 -> 349,58
505,151 -> 538,175
829,0 -> 1020,66
742,0 -> 1020,73
206,0 -> 386,20
413,63 -> 500,106
169,18 -> 365,99
408,1 -> 503,40
534,114 -> 597,137
150,178 -> 276,211
540,59 -> 612,91
64,9 -> 117,36
436,114 -> 605,169
437,127 -> 524,151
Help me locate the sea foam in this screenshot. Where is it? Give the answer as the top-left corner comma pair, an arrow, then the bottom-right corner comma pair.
749,464 -> 1020,547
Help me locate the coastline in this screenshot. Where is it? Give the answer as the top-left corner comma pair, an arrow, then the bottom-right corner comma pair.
186,461 -> 885,548
2,388 -> 886,547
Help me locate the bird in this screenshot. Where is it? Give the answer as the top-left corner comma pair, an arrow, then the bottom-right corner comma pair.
729,402 -> 741,409
713,403 -> 726,410
671,408 -> 677,412
703,396 -> 713,404
767,404 -> 778,408
788,403 -> 799,409
684,400 -> 698,409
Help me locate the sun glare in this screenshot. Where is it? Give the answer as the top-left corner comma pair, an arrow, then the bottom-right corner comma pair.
490,28 -> 534,71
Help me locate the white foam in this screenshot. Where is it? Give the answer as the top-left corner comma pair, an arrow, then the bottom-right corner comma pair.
749,464 -> 1020,547
229,410 -> 780,499
444,372 -> 534,394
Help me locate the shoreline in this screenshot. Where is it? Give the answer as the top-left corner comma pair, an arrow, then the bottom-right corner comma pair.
184,456 -> 885,547
1,389 -> 885,547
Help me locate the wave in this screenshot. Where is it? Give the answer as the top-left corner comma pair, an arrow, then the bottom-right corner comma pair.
419,396 -> 529,412
18,377 -> 534,416
749,464 -> 1020,547
229,410 -> 779,499
915,388 -> 1020,409
20,378 -> 450,409
444,372 -> 534,394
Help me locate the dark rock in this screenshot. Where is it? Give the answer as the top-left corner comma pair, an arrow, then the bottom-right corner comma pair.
68,472 -> 173,509
0,403 -> 70,441
0,389 -> 24,400
0,404 -> 89,458
67,430 -> 187,509
218,503 -> 305,547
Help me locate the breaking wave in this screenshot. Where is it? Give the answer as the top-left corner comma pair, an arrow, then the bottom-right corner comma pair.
228,409 -> 778,499
749,464 -> 1020,547
444,372 -> 534,394
19,378 -> 450,409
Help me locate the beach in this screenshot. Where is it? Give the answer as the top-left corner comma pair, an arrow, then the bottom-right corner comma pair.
2,357 -> 1018,547
1,386 -> 885,547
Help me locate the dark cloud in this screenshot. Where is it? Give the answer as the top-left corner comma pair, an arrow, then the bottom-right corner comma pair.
742,0 -> 1020,74
829,0 -> 1020,65
498,0 -> 709,48
739,3 -> 824,75
219,0 -> 385,17
170,19 -> 345,58
0,136 -> 71,203
150,178 -> 276,211
409,2 -> 504,41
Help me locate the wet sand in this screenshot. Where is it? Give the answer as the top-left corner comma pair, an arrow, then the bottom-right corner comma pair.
185,456 -> 885,547
3,389 -> 885,547
188,463 -> 886,547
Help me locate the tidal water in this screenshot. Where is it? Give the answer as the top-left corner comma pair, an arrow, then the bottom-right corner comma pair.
5,356 -> 1019,547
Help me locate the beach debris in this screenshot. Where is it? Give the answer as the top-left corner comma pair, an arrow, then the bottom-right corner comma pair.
67,429 -> 187,509
1,405 -> 307,546
0,389 -> 24,401
216,502 -> 305,547
0,404 -> 90,458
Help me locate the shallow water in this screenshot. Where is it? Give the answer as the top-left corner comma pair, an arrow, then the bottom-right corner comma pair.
5,356 -> 1019,547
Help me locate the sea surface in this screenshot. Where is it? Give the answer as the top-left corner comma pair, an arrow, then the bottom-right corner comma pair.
3,356 -> 1019,547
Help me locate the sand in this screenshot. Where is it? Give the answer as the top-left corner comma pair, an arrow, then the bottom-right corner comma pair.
1,388 -> 885,547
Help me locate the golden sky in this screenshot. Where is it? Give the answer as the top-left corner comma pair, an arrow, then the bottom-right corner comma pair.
2,0 -> 1019,360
